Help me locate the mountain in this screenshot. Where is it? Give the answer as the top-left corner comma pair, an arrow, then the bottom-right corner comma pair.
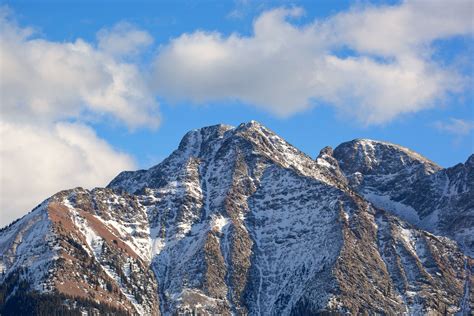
1,121 -> 472,315
333,139 -> 474,256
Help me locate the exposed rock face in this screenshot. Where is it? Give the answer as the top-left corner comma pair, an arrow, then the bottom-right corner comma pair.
1,121 -> 472,315
0,188 -> 160,315
333,139 -> 474,257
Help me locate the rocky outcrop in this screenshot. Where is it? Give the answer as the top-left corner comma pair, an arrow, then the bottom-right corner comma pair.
0,188 -> 160,315
333,139 -> 474,257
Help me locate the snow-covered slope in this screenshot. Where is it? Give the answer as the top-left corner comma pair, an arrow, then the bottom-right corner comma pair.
0,188 -> 159,315
1,122 -> 472,315
333,139 -> 474,256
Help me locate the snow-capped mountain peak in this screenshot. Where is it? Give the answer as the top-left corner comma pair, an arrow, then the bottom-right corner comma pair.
334,138 -> 441,176
1,121 -> 472,315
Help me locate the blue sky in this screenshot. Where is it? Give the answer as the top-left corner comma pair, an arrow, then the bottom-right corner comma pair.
0,0 -> 473,225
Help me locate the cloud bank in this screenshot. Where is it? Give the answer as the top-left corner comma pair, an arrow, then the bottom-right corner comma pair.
0,9 -> 155,225
0,10 -> 159,128
0,122 -> 134,226
152,1 -> 472,124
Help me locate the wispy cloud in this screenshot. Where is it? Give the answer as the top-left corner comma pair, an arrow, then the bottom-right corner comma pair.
434,118 -> 474,136
97,22 -> 154,58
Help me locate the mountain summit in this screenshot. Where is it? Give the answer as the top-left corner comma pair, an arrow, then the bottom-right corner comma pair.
1,121 -> 472,315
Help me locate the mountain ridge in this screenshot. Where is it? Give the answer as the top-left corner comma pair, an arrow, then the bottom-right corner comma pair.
1,121 -> 472,315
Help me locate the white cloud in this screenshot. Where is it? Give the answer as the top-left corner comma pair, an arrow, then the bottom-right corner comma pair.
0,121 -> 135,226
0,8 -> 153,226
434,118 -> 474,136
152,1 -> 472,124
322,0 -> 473,56
97,22 -> 153,58
0,10 -> 160,128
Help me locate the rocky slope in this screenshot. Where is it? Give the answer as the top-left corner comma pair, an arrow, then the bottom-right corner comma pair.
0,188 -> 159,315
333,139 -> 474,256
1,121 -> 472,315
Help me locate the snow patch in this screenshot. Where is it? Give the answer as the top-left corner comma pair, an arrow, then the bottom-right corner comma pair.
364,192 -> 421,226
210,215 -> 229,233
